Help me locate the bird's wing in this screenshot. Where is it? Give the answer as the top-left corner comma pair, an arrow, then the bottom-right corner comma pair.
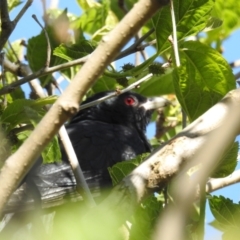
4,121 -> 149,213
65,120 -> 147,170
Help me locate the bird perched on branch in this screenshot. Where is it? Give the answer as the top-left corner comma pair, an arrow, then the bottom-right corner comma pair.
6,91 -> 169,212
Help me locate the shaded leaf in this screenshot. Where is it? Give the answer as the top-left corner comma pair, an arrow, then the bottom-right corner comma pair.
108,153 -> 149,186
136,69 -> 175,96
1,96 -> 57,130
204,17 -> 223,32
91,75 -> 117,93
129,194 -> 164,240
53,40 -> 97,61
212,142 -> 238,178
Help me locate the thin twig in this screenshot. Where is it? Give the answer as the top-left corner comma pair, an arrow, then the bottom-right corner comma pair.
141,39 -> 157,48
59,126 -> 96,207
7,41 -> 20,64
13,0 -> 33,24
0,55 -> 89,95
235,71 -> 240,80
40,0 -> 48,26
80,73 -> 153,110
0,27 -> 155,95
0,0 -> 33,50
118,0 -> 128,14
182,109 -> 187,128
0,0 -> 14,51
170,0 -> 180,67
206,169 -> 240,193
32,14 -> 51,68
230,59 -> 240,68
115,28 -> 155,60
0,52 -> 7,107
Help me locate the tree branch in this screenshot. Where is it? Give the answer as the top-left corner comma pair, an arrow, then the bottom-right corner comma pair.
0,55 -> 89,95
0,0 -> 33,50
0,0 -> 164,214
230,59 -> 240,68
115,28 -> 155,60
206,170 -> 240,193
0,28 -> 156,96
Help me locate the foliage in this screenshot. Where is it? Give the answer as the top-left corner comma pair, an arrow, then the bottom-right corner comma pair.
1,0 -> 240,239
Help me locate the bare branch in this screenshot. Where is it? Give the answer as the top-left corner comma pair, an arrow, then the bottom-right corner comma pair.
230,59 -> 240,68
59,126 -> 96,207
0,0 -> 163,214
0,0 -> 33,50
0,52 -> 7,107
235,71 -> 240,80
13,0 -> 33,25
0,55 -> 89,95
80,73 -> 155,110
0,27 -> 156,96
116,28 -> 155,60
206,170 -> 240,193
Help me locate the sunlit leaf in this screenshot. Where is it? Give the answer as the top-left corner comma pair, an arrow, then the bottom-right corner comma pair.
172,41 -> 235,121
153,0 -> 214,54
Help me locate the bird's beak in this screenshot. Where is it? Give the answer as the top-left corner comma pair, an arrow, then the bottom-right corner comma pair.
140,96 -> 170,110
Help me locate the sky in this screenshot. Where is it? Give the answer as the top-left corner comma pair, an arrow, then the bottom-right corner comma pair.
8,1 -> 240,239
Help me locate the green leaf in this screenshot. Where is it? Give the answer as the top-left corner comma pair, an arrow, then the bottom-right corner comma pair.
204,17 -> 223,32
74,5 -> 108,36
27,10 -> 70,86
91,75 -> 117,93
136,69 -> 175,96
53,40 -> 97,61
172,41 -> 235,121
76,0 -> 100,10
1,96 -> 57,130
211,142 -> 238,178
212,0 -> 240,37
41,136 -> 61,163
27,29 -> 58,86
209,196 -> 240,230
108,153 -> 149,186
25,107 -> 61,163
129,194 -> 164,240
153,0 -> 214,54
8,0 -> 23,12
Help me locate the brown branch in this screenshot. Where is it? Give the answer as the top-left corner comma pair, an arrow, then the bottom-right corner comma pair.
0,55 -> 89,95
0,0 -> 163,214
115,28 -> 155,60
0,28 -> 155,96
0,0 -> 33,50
0,52 -> 7,107
230,59 -> 240,68
235,71 -> 240,80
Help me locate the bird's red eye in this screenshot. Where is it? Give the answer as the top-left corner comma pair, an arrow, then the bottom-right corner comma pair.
124,97 -> 135,106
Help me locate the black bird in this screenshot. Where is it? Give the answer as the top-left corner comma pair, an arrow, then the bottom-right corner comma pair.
6,91 -> 169,211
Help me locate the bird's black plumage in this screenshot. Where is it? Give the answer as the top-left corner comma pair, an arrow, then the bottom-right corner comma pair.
6,91 -> 169,211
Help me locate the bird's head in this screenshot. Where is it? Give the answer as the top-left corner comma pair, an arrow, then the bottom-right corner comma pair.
70,91 -> 169,132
